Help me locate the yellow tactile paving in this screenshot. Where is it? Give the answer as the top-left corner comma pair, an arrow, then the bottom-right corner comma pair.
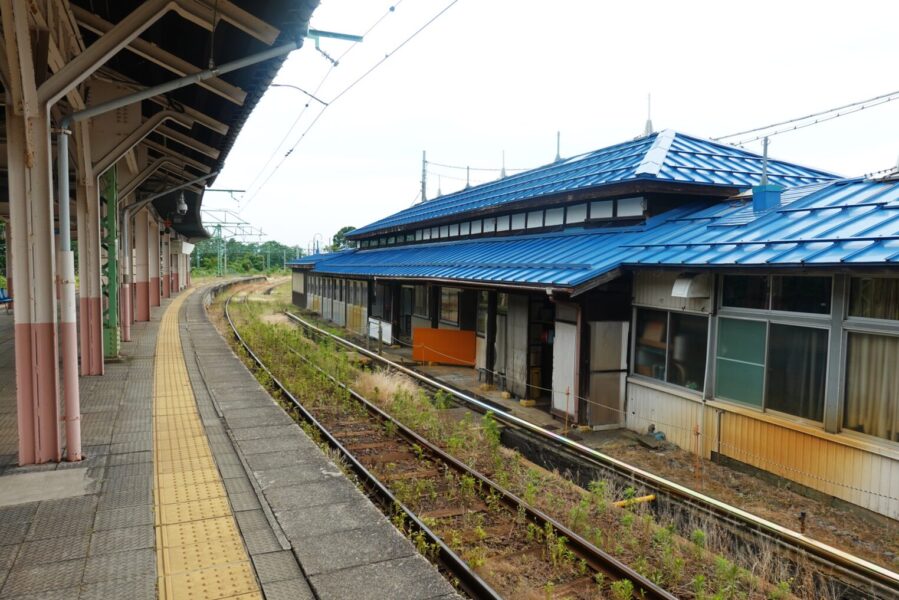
153,290 -> 262,600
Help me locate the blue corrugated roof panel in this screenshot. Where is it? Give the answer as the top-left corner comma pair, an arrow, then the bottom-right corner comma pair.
286,249 -> 353,266
305,180 -> 899,287
350,130 -> 839,238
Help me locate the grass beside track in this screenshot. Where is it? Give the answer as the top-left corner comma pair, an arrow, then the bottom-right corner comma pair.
217,282 -> 849,600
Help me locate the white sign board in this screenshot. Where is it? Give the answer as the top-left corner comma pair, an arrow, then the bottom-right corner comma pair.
368,318 -> 392,344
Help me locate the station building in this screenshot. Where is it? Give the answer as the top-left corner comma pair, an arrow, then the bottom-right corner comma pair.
290,130 -> 899,519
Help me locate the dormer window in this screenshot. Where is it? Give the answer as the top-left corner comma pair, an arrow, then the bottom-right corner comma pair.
511,213 -> 526,230
590,200 -> 613,219
618,196 -> 645,217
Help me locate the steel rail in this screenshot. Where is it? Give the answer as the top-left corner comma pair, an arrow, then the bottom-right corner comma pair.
222,291 -> 500,600
283,310 -> 899,599
224,289 -> 676,599
277,330 -> 676,600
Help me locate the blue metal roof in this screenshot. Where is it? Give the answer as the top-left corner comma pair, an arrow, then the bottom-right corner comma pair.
621,179 -> 899,269
350,130 -> 839,238
302,179 -> 899,288
286,249 -> 353,266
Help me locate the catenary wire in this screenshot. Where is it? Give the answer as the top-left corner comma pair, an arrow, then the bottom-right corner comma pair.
240,0 -> 459,211
714,88 -> 899,144
240,2 -> 406,209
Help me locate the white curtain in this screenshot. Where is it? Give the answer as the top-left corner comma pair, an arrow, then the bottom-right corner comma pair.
844,332 -> 899,442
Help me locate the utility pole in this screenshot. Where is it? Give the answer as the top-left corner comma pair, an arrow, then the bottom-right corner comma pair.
421,150 -> 427,202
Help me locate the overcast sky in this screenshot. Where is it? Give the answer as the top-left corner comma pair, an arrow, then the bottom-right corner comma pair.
206,0 -> 899,251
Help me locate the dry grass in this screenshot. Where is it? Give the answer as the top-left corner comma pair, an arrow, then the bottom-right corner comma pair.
354,370 -> 421,406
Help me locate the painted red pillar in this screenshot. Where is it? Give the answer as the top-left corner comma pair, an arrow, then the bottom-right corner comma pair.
5,102 -> 62,464
172,241 -> 180,292
76,176 -> 104,375
149,220 -> 160,307
161,232 -> 170,298
134,209 -> 150,321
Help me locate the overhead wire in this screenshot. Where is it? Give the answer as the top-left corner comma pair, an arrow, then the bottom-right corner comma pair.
427,160 -> 528,173
714,88 -> 899,145
240,1 -> 405,209
241,0 -> 457,211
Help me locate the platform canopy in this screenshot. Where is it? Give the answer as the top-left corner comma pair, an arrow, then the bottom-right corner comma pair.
0,0 -> 319,239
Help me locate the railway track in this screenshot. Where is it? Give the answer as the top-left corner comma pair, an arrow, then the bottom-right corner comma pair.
275,308 -> 899,600
224,289 -> 676,599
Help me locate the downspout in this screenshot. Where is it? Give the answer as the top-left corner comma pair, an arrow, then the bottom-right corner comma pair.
54,37 -> 303,459
56,128 -> 80,461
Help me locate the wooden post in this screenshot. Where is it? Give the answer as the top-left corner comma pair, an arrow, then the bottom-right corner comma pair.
485,291 -> 497,385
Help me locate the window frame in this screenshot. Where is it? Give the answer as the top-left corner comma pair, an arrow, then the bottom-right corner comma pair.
713,312 -> 831,424
840,275 -> 899,445
440,287 -> 461,325
630,305 -> 710,394
719,274 -> 833,319
412,285 -> 430,319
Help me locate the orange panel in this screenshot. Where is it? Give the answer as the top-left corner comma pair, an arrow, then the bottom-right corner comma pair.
412,328 -> 476,366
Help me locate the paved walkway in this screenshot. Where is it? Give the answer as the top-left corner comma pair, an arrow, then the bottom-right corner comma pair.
0,283 -> 457,599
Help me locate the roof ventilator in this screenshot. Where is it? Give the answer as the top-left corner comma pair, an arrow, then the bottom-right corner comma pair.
752,136 -> 783,212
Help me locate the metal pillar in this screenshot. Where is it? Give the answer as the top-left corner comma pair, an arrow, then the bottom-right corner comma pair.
101,168 -> 120,357
57,130 -> 81,460
76,168 -> 104,375
4,223 -> 11,297
134,209 -> 150,321
161,232 -> 170,298
149,219 -> 160,307
4,95 -> 61,467
120,203 -> 133,341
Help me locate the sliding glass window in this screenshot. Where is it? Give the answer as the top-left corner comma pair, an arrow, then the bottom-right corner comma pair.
634,308 -> 708,391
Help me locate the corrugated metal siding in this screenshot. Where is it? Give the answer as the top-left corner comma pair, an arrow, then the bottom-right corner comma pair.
633,271 -> 712,313
347,304 -> 366,336
351,131 -> 837,237
718,412 -> 899,519
292,271 -> 305,294
333,300 -> 346,327
626,381 -> 704,453
476,336 -> 486,370
506,295 -> 529,398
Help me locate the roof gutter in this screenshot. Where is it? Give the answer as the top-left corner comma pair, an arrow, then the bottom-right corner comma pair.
361,274 -> 571,295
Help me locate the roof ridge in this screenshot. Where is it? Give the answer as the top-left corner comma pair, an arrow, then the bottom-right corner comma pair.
634,129 -> 676,177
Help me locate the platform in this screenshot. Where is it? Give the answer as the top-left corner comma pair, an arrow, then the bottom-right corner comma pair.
0,284 -> 457,600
